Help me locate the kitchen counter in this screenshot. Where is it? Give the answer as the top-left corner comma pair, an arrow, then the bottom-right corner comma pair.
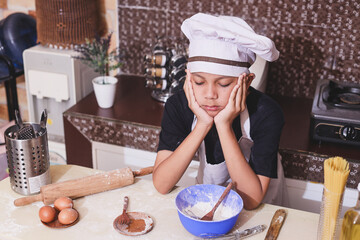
63,75 -> 360,188
272,95 -> 360,161
63,74 -> 163,168
0,165 -> 320,240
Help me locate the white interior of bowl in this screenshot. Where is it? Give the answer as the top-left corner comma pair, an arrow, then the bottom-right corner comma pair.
176,184 -> 243,222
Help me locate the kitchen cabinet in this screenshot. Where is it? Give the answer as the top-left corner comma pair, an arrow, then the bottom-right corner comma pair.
91,141 -> 199,187
91,141 -> 156,171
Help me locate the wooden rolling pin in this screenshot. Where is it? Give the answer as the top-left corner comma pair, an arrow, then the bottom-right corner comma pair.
14,166 -> 154,206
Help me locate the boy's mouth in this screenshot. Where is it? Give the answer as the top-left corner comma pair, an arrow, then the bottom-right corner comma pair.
203,105 -> 220,112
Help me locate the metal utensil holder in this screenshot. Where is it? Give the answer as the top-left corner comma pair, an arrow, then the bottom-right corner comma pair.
4,123 -> 51,195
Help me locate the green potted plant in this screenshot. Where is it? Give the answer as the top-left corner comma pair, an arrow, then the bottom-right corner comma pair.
74,32 -> 123,108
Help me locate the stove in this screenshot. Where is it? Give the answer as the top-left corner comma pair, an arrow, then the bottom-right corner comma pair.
311,79 -> 360,146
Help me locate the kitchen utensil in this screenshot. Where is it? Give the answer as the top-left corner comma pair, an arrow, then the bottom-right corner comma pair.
201,182 -> 233,221
117,196 -> 131,225
15,109 -> 23,129
176,184 -> 243,237
16,124 -> 36,140
113,212 -> 154,236
41,209 -> 80,228
37,109 -> 47,137
183,208 -> 199,219
14,109 -> 36,140
5,123 -> 50,195
264,209 -> 287,240
182,183 -> 234,221
13,166 -> 154,206
196,224 -> 266,239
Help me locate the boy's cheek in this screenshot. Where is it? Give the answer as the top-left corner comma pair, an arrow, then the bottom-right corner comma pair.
192,87 -> 202,99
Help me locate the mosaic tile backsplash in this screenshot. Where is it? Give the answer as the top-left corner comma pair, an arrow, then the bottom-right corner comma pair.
118,0 -> 360,98
64,113 -> 360,188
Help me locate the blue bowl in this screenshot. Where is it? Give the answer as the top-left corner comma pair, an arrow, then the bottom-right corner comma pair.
175,184 -> 243,237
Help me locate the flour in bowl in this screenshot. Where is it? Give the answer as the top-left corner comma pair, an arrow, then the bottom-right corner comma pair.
183,201 -> 236,221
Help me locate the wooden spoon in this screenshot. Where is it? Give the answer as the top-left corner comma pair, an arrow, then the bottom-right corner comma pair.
201,182 -> 233,221
113,212 -> 153,236
264,209 -> 287,240
117,196 -> 131,225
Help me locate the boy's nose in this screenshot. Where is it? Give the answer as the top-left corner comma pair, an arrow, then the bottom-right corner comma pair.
205,85 -> 217,99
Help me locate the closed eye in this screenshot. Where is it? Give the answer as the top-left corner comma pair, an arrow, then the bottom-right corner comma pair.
194,81 -> 204,86
219,83 -> 231,87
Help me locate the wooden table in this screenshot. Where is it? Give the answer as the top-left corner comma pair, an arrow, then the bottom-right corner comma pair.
0,165 -> 320,240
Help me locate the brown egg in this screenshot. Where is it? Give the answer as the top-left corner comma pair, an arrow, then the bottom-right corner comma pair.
54,196 -> 74,211
58,208 -> 79,225
39,205 -> 56,223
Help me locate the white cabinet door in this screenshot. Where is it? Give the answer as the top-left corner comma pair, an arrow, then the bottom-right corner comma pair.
92,141 -> 155,171
91,141 -> 199,187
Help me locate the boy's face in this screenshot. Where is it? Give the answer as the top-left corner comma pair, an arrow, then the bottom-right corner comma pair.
191,72 -> 238,117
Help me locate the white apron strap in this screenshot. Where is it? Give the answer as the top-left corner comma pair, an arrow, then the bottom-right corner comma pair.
194,108 -> 252,186
192,116 -> 230,186
192,108 -> 289,207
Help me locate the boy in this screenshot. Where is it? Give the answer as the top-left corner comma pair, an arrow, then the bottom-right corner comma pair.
153,13 -> 287,210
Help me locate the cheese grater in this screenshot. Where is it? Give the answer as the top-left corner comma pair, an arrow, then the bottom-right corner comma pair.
14,110 -> 36,140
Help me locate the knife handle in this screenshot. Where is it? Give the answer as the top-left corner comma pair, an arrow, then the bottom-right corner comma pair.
14,193 -> 43,206
133,166 -> 154,177
197,224 -> 266,239
236,224 -> 267,238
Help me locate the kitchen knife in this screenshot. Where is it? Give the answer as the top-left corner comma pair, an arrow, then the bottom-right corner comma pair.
196,224 -> 266,239
14,166 -> 154,206
233,224 -> 266,239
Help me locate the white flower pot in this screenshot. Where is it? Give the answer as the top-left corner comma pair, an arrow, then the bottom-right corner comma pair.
92,76 -> 118,108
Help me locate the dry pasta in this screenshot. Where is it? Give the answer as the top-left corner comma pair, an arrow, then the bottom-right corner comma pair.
319,156 -> 350,240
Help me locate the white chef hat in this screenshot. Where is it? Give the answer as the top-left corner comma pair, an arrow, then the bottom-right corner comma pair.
181,13 -> 280,76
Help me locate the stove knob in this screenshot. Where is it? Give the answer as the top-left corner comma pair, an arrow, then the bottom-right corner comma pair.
340,125 -> 357,140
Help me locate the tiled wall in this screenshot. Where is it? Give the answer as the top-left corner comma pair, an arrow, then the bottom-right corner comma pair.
118,0 -> 360,99
0,0 -> 118,47
64,111 -> 360,189
0,0 -> 118,122
2,0 -> 359,100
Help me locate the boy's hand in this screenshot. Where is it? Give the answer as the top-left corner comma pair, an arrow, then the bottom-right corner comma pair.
183,70 -> 214,126
214,73 -> 255,127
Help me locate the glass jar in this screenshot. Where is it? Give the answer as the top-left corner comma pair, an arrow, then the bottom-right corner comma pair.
340,183 -> 360,240
317,187 -> 345,240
